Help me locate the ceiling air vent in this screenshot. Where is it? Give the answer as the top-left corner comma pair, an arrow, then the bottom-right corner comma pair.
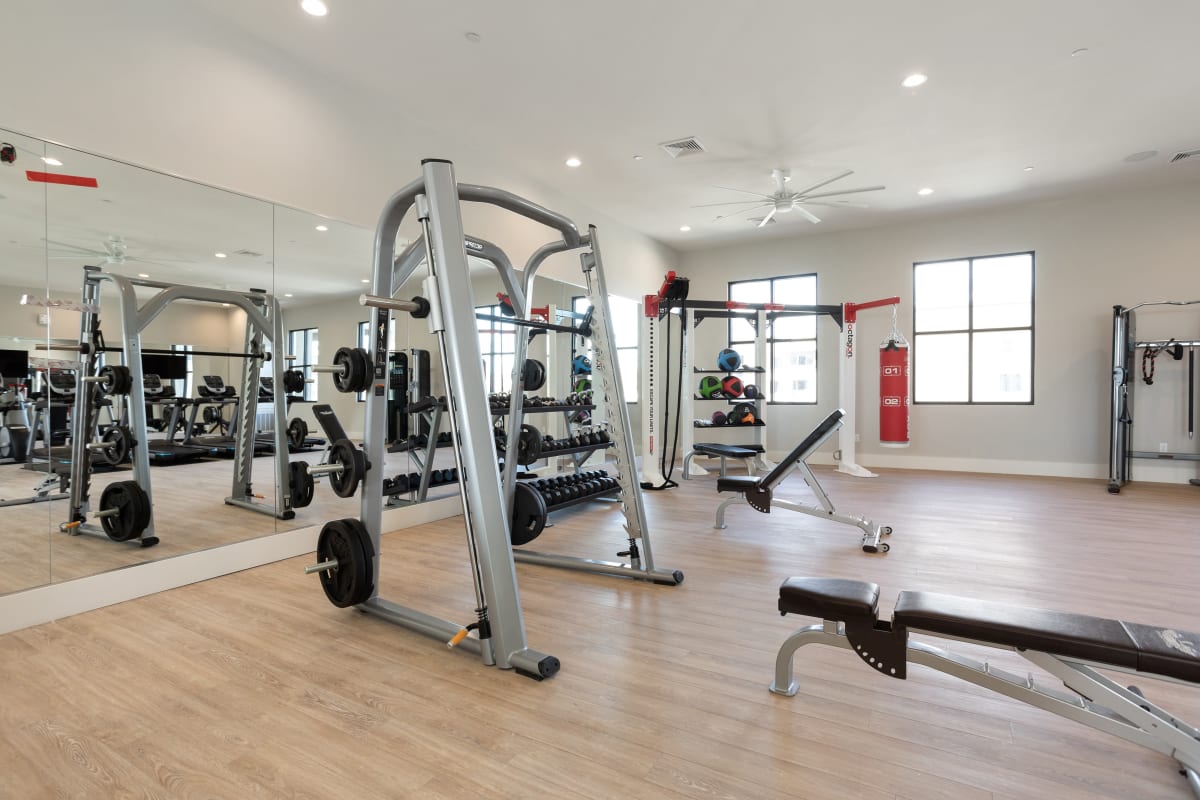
233,249 -> 264,258
1170,149 -> 1200,163
659,137 -> 706,159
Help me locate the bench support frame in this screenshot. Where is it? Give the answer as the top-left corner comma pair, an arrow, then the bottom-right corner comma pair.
770,620 -> 1200,796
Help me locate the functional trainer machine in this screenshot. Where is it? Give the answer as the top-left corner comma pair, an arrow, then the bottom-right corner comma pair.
1109,300 -> 1200,492
770,576 -> 1200,797
713,409 -> 892,553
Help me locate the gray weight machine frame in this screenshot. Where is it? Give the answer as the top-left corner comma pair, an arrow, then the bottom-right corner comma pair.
1109,300 -> 1200,493
770,620 -> 1200,798
354,158 -> 564,679
65,269 -> 292,545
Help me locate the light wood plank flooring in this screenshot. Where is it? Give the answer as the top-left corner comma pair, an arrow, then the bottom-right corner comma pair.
2,466 -> 1199,798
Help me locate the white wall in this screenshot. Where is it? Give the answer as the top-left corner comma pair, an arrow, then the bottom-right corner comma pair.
681,179 -> 1200,480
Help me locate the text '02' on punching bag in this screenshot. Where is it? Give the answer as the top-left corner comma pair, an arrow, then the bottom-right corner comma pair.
880,336 -> 910,447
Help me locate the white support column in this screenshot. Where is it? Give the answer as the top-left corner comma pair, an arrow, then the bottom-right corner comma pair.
836,304 -> 875,477
638,308 -> 667,485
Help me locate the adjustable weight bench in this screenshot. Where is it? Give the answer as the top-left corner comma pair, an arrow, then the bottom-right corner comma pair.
682,443 -> 760,479
715,409 -> 892,553
770,577 -> 1200,797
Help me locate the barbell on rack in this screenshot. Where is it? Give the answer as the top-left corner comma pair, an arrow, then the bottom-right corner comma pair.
287,438 -> 368,508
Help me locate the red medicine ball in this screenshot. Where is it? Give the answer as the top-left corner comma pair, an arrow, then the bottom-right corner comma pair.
721,376 -> 743,398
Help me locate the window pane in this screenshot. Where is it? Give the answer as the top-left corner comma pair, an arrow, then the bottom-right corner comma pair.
730,280 -> 770,305
771,340 -> 817,403
914,260 -> 969,332
617,348 -> 638,402
496,353 -> 514,394
772,312 -> 816,340
914,332 -> 969,402
608,295 -> 638,349
729,316 -> 756,341
773,275 -> 815,305
972,329 -> 1031,402
972,254 -> 1032,329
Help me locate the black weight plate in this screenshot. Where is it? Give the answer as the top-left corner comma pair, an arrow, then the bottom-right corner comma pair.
289,461 -> 315,508
510,481 -> 547,546
327,439 -> 363,498
521,359 -> 546,391
99,426 -> 131,466
342,517 -> 375,604
283,369 -> 306,395
333,347 -> 370,394
99,480 -> 150,542
287,418 -> 308,450
316,519 -> 369,608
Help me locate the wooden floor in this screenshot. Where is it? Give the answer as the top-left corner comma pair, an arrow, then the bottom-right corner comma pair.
2,465 -> 1199,798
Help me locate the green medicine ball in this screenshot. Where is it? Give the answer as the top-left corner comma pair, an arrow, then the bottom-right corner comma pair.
698,375 -> 723,398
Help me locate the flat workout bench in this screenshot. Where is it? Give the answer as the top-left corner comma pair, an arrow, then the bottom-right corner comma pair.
714,409 -> 891,553
770,577 -> 1200,796
682,443 -> 759,479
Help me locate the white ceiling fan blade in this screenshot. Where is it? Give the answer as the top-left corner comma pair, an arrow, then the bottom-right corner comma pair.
757,207 -> 778,228
44,240 -> 107,255
791,169 -> 854,198
691,199 -> 774,208
801,185 -> 886,201
801,200 -> 871,209
794,205 -> 822,224
711,185 -> 776,199
714,203 -> 772,222
128,254 -> 196,264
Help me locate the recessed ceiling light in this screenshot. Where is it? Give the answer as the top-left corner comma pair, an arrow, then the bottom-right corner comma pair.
902,73 -> 928,88
40,156 -> 63,166
632,155 -> 644,161
137,273 -> 150,278
917,187 -> 934,196
1023,166 -> 1035,172
222,303 -> 231,307
464,32 -> 481,43
679,225 -> 691,232
361,279 -> 370,284
1070,47 -> 1089,57
300,0 -> 328,16
315,224 -> 328,231
284,293 -> 294,298
565,156 -> 582,168
215,252 -> 227,258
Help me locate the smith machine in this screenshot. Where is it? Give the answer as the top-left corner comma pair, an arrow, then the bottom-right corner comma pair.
306,159 -> 679,681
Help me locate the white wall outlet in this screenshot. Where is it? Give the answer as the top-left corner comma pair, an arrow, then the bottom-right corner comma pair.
1159,442 -> 1169,453
855,433 -> 861,442
36,313 -> 49,325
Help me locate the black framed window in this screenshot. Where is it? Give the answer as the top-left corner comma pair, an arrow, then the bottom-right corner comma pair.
727,274 -> 818,404
913,252 -> 1034,404
170,344 -> 193,398
288,327 -> 319,401
476,304 -> 515,393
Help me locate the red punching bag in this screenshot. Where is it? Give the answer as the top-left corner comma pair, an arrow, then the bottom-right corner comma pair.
879,338 -> 910,447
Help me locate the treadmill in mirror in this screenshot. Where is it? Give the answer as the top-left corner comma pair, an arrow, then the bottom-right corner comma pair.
140,374 -> 216,463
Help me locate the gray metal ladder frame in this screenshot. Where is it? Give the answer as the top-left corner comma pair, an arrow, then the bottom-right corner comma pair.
770,618 -> 1200,798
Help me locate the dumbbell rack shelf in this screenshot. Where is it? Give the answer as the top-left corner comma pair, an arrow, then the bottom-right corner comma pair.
541,441 -> 613,458
489,404 -> 595,414
693,395 -> 772,403
543,486 -> 621,513
694,420 -> 766,428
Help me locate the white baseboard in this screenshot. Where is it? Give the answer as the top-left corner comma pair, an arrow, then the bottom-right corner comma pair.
0,495 -> 462,635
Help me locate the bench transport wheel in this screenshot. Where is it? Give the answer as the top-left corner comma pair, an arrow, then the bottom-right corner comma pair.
880,526 -> 892,536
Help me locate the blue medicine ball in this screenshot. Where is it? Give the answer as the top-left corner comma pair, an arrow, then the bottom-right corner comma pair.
717,348 -> 742,372
572,354 -> 592,374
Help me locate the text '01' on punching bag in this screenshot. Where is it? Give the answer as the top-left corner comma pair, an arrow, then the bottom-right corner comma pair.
880,335 -> 910,447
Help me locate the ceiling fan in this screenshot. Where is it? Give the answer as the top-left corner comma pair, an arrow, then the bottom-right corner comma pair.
45,235 -> 193,267
693,168 -> 885,227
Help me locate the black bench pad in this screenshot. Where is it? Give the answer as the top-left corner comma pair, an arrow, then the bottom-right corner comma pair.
694,443 -> 758,458
1122,622 -> 1200,684
780,578 -> 880,620
895,591 -> 1139,672
716,476 -> 760,494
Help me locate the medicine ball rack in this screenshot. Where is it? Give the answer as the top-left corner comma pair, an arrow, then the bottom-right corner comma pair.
305,158 -> 681,681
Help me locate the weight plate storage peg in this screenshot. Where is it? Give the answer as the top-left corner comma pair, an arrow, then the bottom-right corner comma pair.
288,460 -> 315,508
312,518 -> 375,608
97,364 -> 133,396
98,480 -> 152,542
510,481 -> 548,546
287,418 -> 309,450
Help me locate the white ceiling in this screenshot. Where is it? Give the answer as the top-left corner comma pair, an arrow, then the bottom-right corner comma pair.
189,0 -> 1200,249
